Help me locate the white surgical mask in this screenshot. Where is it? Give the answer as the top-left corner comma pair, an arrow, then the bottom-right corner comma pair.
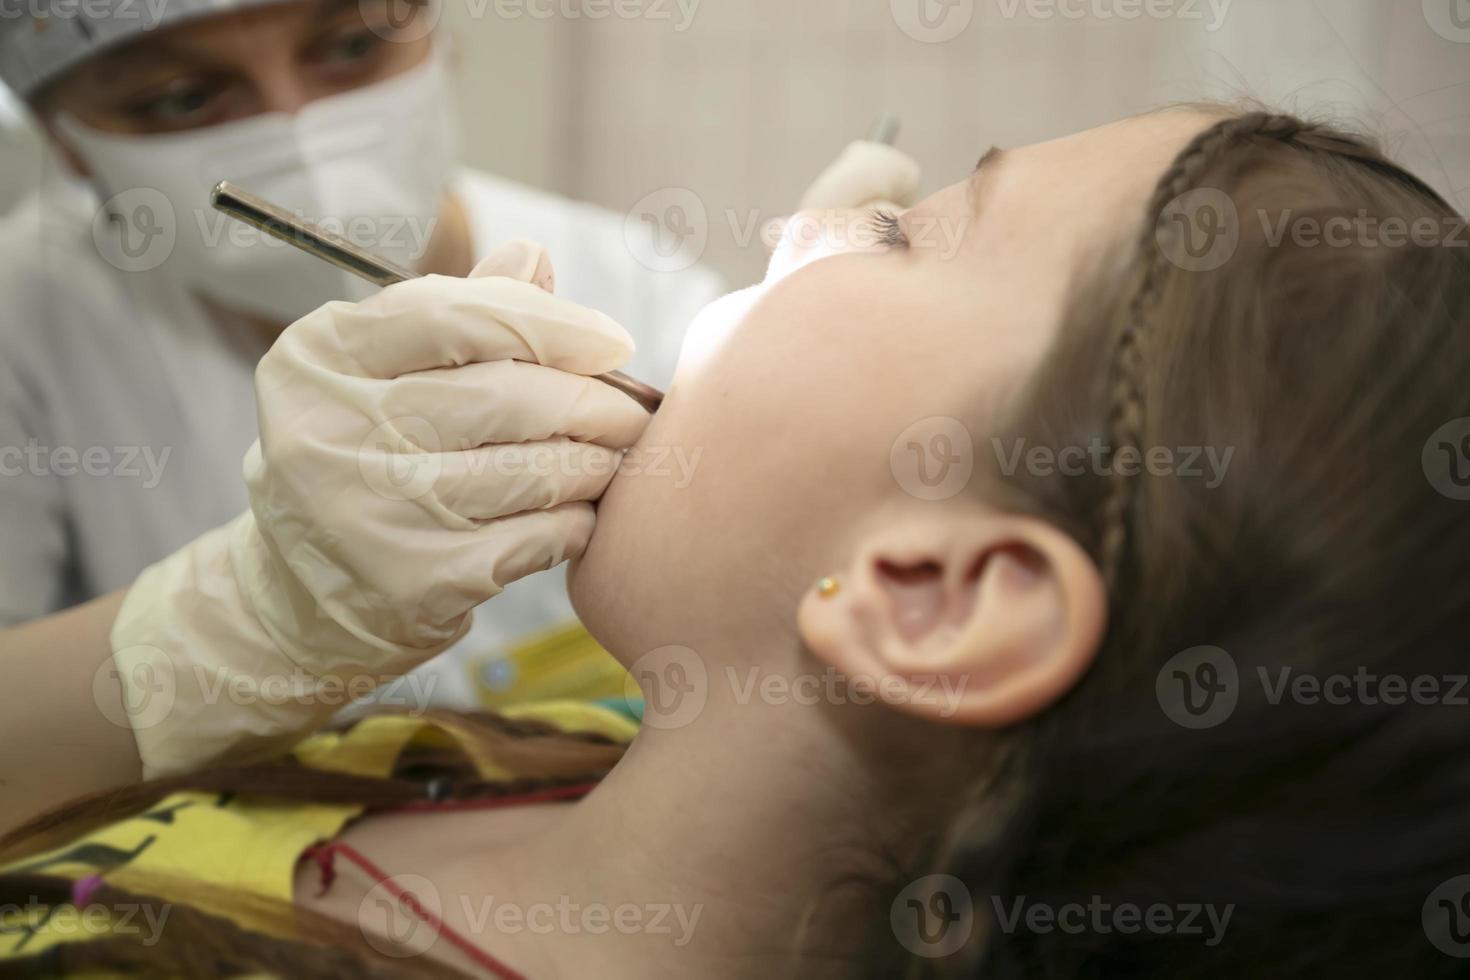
58,47 -> 458,324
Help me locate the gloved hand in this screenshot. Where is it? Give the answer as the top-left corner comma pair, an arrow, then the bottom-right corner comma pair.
770,139 -> 923,277
109,242 -> 649,778
798,139 -> 923,214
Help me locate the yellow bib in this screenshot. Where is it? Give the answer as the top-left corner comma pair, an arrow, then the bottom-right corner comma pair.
0,699 -> 638,969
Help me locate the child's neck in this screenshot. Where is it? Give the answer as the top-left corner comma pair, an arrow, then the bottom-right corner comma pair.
444,644 -> 947,979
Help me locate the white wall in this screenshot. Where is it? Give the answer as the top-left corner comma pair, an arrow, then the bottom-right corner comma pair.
444,0 -> 1469,284
440,1 -> 569,190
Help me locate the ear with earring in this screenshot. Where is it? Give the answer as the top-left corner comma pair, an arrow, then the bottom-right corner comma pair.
797,514 -> 1107,727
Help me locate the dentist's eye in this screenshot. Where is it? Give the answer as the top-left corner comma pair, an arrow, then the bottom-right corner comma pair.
314,27 -> 385,67
121,79 -> 229,130
868,208 -> 911,250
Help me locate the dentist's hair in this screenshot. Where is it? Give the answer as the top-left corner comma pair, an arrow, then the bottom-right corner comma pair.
885,111 -> 1470,977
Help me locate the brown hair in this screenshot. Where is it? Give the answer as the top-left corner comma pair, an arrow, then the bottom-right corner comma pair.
872,111 -> 1470,976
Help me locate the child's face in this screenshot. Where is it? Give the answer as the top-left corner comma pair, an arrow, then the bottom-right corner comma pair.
571,110 -> 1222,666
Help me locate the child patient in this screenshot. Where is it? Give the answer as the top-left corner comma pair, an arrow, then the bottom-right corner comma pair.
4,106 -> 1468,979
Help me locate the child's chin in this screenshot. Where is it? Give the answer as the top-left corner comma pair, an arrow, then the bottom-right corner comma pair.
564,535 -> 611,635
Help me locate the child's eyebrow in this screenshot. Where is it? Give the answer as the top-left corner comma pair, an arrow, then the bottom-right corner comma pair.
968,145 -> 1006,216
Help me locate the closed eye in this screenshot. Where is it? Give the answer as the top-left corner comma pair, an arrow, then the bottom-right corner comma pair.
868,208 -> 911,250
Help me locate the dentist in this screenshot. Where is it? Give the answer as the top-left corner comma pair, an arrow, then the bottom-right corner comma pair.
0,0 -> 724,691
0,0 -> 922,828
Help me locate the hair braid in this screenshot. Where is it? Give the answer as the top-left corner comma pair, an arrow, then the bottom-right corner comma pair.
1098,110 -> 1362,589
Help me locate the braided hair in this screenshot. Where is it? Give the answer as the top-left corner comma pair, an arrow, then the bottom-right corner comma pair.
1098,110 -> 1456,588
884,109 -> 1470,978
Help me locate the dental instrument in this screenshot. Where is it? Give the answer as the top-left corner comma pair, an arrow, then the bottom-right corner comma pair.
209,181 -> 667,413
869,113 -> 901,147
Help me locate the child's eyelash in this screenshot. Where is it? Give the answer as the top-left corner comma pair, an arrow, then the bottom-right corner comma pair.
868,208 -> 911,249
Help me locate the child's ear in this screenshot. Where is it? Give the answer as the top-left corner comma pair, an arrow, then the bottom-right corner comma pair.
798,512 -> 1106,727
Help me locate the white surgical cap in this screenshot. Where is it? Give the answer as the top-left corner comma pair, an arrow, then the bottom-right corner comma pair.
0,0 -> 301,98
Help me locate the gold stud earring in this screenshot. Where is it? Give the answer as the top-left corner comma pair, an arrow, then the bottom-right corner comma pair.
816,576 -> 840,599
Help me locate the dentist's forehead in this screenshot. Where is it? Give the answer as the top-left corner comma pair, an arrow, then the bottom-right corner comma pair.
70,0 -> 363,84
0,0 -> 310,97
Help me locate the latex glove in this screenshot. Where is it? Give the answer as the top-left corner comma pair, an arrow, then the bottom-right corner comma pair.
798,139 -> 923,214
109,242 -> 649,778
768,140 -> 924,278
